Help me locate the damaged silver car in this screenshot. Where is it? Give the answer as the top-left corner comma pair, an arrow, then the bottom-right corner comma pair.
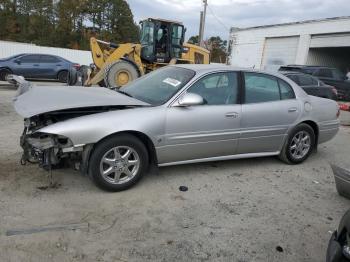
12,65 -> 340,191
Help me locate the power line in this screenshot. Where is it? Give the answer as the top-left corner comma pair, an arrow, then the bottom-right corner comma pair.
207,2 -> 230,31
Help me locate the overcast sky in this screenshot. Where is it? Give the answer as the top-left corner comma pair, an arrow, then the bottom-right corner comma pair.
128,0 -> 349,40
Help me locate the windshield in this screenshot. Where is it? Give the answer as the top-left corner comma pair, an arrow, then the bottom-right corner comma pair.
122,66 -> 195,105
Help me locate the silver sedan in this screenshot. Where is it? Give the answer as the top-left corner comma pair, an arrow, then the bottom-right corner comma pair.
13,65 -> 340,191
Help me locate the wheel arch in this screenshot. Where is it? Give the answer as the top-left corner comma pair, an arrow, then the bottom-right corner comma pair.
57,69 -> 68,78
300,120 -> 319,147
0,67 -> 12,72
83,130 -> 158,175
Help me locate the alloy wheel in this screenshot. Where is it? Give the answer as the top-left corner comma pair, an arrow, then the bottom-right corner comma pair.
99,146 -> 140,185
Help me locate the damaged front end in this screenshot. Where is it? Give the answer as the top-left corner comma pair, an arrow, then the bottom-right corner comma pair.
20,118 -> 86,171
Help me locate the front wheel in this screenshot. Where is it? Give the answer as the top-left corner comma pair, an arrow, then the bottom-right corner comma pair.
0,68 -> 12,81
89,134 -> 149,191
279,123 -> 315,164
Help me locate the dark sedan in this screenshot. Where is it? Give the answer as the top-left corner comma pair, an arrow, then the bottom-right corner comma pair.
279,65 -> 350,101
280,71 -> 338,100
327,209 -> 350,262
0,53 -> 80,82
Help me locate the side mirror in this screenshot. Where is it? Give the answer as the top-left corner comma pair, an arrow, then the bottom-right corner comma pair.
177,93 -> 204,107
14,59 -> 21,64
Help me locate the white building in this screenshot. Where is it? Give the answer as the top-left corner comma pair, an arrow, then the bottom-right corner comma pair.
228,16 -> 350,72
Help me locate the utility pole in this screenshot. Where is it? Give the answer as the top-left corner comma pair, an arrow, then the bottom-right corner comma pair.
198,0 -> 207,47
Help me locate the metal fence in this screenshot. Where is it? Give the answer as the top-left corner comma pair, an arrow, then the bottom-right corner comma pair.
0,40 -> 93,65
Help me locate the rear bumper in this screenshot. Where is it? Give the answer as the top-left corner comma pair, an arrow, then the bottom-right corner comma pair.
318,120 -> 340,144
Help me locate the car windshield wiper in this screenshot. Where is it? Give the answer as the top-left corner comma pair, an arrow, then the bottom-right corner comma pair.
116,90 -> 133,98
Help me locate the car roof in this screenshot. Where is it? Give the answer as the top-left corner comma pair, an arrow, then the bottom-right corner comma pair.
173,64 -> 278,75
282,65 -> 336,70
280,71 -> 310,76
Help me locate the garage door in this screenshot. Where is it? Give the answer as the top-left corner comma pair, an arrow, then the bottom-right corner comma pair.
310,33 -> 350,48
261,36 -> 300,71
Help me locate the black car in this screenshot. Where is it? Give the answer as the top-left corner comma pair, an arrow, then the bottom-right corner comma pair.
279,65 -> 350,100
327,209 -> 350,262
280,71 -> 338,100
0,53 -> 80,82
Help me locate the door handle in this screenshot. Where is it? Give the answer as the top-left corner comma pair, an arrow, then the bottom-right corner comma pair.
288,107 -> 297,113
33,64 -> 39,66
225,112 -> 239,118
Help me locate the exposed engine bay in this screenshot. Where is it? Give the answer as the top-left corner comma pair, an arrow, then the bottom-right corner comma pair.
20,105 -> 132,172
10,74 -> 150,174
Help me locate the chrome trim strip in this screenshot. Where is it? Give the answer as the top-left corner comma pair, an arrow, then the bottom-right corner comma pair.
158,151 -> 280,167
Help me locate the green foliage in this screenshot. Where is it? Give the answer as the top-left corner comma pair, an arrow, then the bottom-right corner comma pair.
188,35 -> 199,45
0,0 -> 139,50
187,35 -> 228,63
205,36 -> 228,63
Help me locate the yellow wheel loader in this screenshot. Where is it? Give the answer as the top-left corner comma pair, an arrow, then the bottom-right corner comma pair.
85,18 -> 210,87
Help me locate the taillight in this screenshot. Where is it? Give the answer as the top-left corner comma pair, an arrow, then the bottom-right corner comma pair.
73,63 -> 80,69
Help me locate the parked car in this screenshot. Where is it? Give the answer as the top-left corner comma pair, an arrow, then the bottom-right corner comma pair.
12,65 -> 340,191
279,65 -> 350,100
327,209 -> 350,262
0,53 -> 80,82
280,71 -> 338,100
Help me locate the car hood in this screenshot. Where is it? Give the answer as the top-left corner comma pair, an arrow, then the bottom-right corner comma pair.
13,85 -> 150,118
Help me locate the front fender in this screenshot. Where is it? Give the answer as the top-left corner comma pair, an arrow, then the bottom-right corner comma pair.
38,107 -> 166,147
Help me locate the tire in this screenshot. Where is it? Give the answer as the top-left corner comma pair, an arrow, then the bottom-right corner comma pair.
57,70 -> 68,83
279,123 -> 315,164
98,80 -> 106,87
89,134 -> 149,191
0,68 -> 12,81
104,60 -> 139,88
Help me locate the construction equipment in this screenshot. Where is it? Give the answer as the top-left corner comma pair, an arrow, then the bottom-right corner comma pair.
85,18 -> 210,87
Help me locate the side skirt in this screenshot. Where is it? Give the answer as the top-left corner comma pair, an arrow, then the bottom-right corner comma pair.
158,151 -> 280,167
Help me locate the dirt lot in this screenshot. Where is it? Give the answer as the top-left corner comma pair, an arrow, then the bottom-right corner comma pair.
1,82 -> 350,262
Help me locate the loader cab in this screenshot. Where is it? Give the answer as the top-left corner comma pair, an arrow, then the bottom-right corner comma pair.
140,18 -> 185,64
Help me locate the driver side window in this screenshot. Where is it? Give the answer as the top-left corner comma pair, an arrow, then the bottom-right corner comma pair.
187,72 -> 238,105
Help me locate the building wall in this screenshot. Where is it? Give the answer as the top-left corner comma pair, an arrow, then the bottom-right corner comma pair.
229,17 -> 350,70
0,41 -> 93,65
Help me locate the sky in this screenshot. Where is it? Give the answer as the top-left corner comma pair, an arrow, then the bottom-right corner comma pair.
128,0 -> 349,40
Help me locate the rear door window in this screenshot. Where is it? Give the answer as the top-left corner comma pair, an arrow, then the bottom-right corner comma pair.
244,73 -> 295,103
332,69 -> 345,81
244,73 -> 280,103
40,55 -> 60,63
314,69 -> 333,78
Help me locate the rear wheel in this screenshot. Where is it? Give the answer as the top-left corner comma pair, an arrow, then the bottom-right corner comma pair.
89,134 -> 148,191
104,60 -> 139,88
0,68 -> 12,81
279,123 -> 315,164
58,70 -> 68,83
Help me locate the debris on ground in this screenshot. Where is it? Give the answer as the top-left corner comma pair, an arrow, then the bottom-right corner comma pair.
6,223 -> 89,236
179,186 -> 188,192
276,246 -> 284,252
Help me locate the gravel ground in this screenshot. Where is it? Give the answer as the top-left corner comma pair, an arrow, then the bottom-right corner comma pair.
0,83 -> 350,262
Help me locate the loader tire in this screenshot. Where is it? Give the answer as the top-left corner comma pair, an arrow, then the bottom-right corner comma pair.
104,60 -> 139,88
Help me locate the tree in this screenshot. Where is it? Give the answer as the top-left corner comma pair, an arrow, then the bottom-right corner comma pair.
188,35 -> 199,45
205,36 -> 228,63
0,0 -> 139,50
